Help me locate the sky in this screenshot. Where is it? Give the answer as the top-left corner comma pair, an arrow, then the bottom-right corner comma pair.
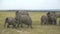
0,0 -> 60,10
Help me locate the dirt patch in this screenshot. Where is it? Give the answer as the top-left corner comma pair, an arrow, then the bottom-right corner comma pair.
16,30 -> 30,34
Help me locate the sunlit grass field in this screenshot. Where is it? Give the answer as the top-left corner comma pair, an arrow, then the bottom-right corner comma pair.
0,11 -> 60,34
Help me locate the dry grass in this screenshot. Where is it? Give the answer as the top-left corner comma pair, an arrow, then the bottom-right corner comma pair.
0,11 -> 60,34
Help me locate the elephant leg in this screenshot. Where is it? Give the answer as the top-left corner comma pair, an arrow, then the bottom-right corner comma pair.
49,18 -> 52,25
27,24 -> 29,28
48,19 -> 50,24
17,21 -> 20,28
49,20 -> 51,25
50,19 -> 53,25
13,24 -> 16,28
27,24 -> 32,29
54,20 -> 56,25
17,23 -> 20,28
30,25 -> 33,29
52,21 -> 54,25
41,20 -> 43,25
50,19 -> 52,25
20,23 -> 23,28
7,24 -> 10,28
44,22 -> 46,25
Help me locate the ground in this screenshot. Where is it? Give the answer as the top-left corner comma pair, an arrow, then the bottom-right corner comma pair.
0,11 -> 60,34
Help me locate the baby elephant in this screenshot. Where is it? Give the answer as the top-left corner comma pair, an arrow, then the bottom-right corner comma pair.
4,17 -> 17,28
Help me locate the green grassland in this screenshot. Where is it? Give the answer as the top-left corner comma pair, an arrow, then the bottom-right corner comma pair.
0,11 -> 60,34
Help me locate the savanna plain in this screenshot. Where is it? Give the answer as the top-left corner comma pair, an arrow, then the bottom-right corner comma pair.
0,11 -> 60,34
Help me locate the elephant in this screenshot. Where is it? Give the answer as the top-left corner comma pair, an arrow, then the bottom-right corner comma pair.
47,11 -> 57,25
15,11 -> 32,28
15,11 -> 29,26
4,17 -> 17,28
17,15 -> 32,28
41,15 -> 48,25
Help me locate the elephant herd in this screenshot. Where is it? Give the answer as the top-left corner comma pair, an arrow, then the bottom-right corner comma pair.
41,11 -> 57,25
4,11 -> 60,29
4,11 -> 32,28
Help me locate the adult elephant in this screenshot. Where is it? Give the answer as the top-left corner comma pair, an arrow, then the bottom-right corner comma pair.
4,17 -> 17,28
15,11 -> 29,27
41,15 -> 48,25
15,11 -> 32,28
20,15 -> 32,28
47,12 -> 57,25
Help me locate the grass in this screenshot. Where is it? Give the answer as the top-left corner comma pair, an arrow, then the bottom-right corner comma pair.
0,11 -> 60,34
